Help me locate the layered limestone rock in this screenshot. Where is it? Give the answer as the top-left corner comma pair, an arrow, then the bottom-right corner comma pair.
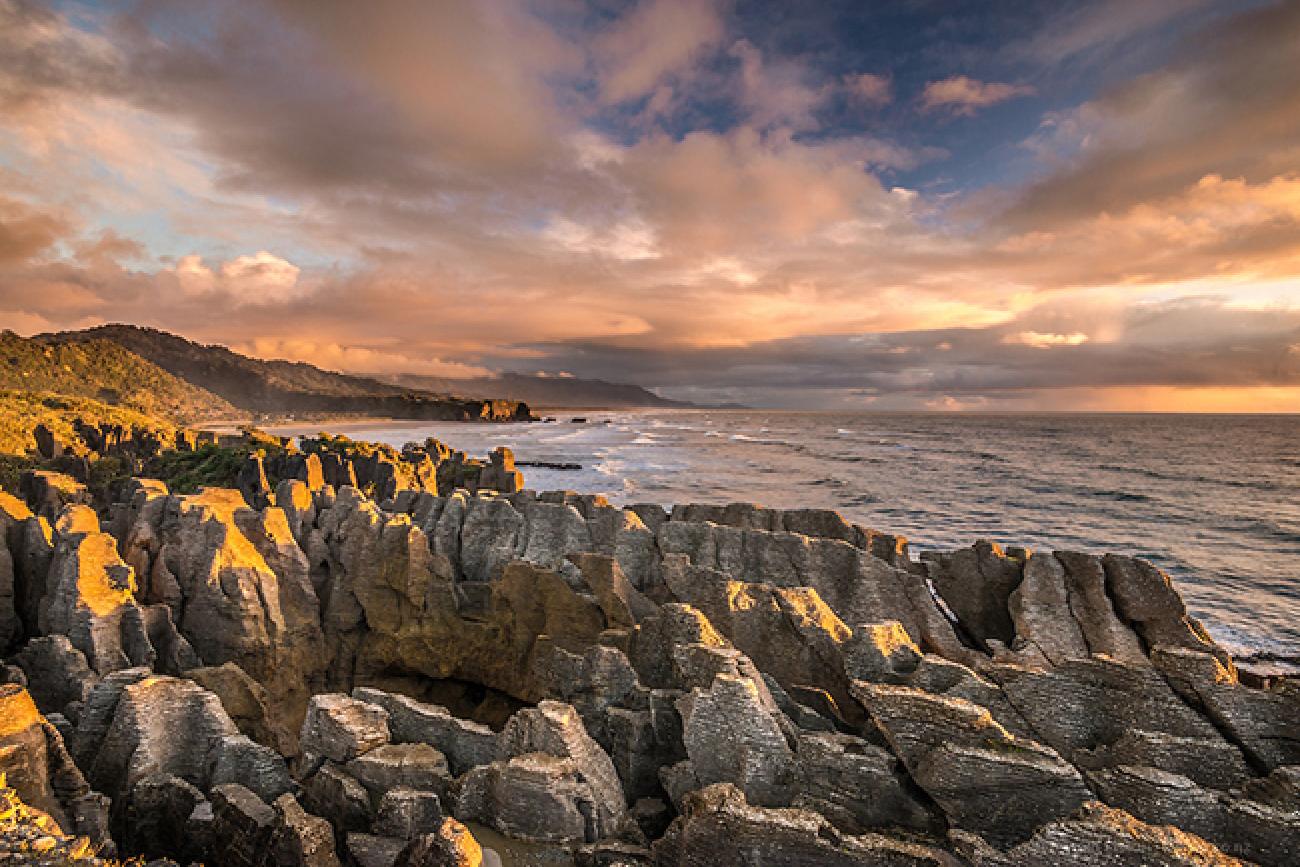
654,783 -> 956,866
143,488 -> 327,747
0,684 -> 106,845
453,700 -> 634,846
1,469 -> 1293,866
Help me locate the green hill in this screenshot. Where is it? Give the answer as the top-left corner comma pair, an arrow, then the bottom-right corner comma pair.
0,390 -> 181,458
0,330 -> 238,424
46,324 -> 531,421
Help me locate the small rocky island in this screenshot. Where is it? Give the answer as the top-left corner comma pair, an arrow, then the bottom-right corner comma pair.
0,423 -> 1295,866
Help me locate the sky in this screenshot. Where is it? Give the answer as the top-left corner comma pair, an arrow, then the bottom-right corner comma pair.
1,0 -> 1299,411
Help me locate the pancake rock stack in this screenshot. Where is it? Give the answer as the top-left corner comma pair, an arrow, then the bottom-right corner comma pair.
0,463 -> 1295,866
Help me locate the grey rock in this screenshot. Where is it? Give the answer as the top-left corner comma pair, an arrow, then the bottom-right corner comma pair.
854,681 -> 1091,846
791,731 -> 939,834
210,783 -> 277,867
269,792 -> 343,867
677,673 -> 795,808
303,762 -> 372,835
354,688 -> 499,776
347,743 -> 452,804
12,635 -> 97,716
210,733 -> 295,803
653,783 -> 957,866
347,833 -> 408,867
957,800 -> 1245,866
452,752 -> 620,845
375,788 -> 445,840
1089,764 -> 1299,866
300,693 -> 390,763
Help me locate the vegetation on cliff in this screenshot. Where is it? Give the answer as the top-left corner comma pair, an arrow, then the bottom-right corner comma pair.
45,324 -> 532,421
0,331 -> 237,424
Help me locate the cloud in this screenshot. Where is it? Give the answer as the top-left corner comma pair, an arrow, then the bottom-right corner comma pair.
168,251 -> 304,304
728,39 -> 831,131
229,338 -> 493,379
1004,1 -> 1300,230
0,1 -> 1297,410
0,194 -> 68,264
1019,0 -> 1212,65
920,75 -> 1035,115
843,72 -> 892,107
0,0 -> 122,116
594,0 -> 728,104
1005,331 -> 1089,348
497,296 -> 1300,408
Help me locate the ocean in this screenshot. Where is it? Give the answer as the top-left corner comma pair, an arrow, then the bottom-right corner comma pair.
269,411 -> 1300,660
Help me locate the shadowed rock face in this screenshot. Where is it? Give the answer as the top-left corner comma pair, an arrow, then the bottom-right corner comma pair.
0,473 -> 1295,866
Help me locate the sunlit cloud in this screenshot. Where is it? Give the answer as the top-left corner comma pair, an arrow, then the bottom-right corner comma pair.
920,76 -> 1035,115
1005,331 -> 1090,349
0,0 -> 1295,410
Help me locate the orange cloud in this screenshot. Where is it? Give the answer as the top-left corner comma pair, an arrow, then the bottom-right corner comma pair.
920,76 -> 1035,115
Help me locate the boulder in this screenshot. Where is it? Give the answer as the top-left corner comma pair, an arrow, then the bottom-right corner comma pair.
956,800 -> 1244,866
303,762 -> 372,834
375,788 -> 445,840
479,448 -> 522,495
677,674 -> 795,808
853,681 -> 1091,846
86,675 -> 291,812
353,689 -> 499,777
394,818 -> 483,867
156,489 -> 326,746
452,752 -> 621,845
120,773 -> 206,861
347,743 -> 452,804
653,783 -> 956,866
188,662 -> 296,755
37,520 -> 154,676
269,792 -> 343,867
300,694 -> 390,764
209,783 -> 277,867
0,684 -> 91,833
12,635 -> 97,716
499,700 -> 627,812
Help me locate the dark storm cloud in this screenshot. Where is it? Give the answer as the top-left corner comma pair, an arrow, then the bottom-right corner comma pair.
497,299 -> 1300,397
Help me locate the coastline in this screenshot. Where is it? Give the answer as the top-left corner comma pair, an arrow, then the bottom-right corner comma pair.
3,458 -> 1296,865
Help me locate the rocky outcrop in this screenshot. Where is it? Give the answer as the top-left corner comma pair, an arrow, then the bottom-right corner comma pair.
0,684 -> 106,844
853,680 -> 1093,847
144,488 -> 327,747
1,461 -> 1293,866
654,783 -> 955,866
453,700 -> 634,846
955,800 -> 1247,866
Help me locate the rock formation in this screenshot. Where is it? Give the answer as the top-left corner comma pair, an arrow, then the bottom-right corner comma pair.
0,456 -> 1295,866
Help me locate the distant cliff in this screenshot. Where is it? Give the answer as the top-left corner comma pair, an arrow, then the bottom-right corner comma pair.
386,371 -> 693,409
43,324 -> 533,422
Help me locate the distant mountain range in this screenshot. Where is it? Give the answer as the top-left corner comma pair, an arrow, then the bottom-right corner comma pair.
385,372 -> 691,409
27,324 -> 692,423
